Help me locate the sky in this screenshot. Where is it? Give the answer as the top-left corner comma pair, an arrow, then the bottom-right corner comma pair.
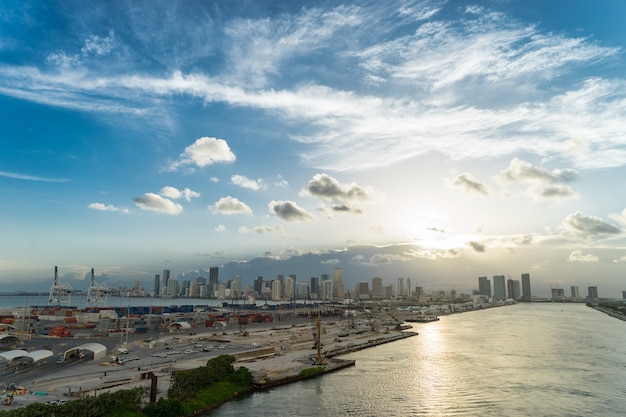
1,0 -> 626,298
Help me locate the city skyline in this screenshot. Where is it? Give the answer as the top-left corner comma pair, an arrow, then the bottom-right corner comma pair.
2,1 -> 626,297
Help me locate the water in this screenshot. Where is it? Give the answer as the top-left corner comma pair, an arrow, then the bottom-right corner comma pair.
208,303 -> 626,416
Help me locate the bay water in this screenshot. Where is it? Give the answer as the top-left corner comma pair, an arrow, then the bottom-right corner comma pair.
208,302 -> 626,416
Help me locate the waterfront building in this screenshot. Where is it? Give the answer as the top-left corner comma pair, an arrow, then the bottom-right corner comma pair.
253,276 -> 264,295
333,268 -> 344,300
208,267 -> 219,297
571,286 -> 579,299
271,280 -> 282,301
551,287 -> 565,301
587,286 -> 598,300
153,274 -> 160,296
371,277 -> 383,299
415,286 -> 424,299
493,275 -> 506,301
406,278 -> 411,298
507,279 -> 521,300
478,276 -> 491,297
161,269 -> 170,297
284,276 -> 295,301
189,282 -> 198,298
521,273 -> 532,301
167,278 -> 179,297
196,276 -> 206,285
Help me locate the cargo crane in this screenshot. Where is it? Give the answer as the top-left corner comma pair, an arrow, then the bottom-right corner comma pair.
48,266 -> 75,306
86,268 -> 110,307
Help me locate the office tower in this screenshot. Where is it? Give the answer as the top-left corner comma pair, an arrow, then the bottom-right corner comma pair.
493,275 -> 506,301
231,275 -> 242,298
415,286 -> 424,299
284,276 -> 295,301
208,267 -> 219,297
357,282 -> 370,299
320,279 -> 332,301
167,278 -> 178,297
189,282 -> 198,298
478,276 -> 491,297
153,274 -> 160,296
161,269 -> 170,296
271,280 -> 282,301
507,279 -> 520,300
298,282 -> 309,298
571,286 -> 579,299
254,276 -> 264,295
521,273 -> 531,301
406,277 -> 411,298
333,268 -> 344,300
383,285 -> 394,299
196,276 -> 206,286
587,286 -> 598,300
551,287 -> 565,300
371,277 -> 383,299
397,277 -> 404,298
310,277 -> 319,299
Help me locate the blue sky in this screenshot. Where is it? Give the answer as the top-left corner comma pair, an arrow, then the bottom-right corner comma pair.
1,0 -> 626,297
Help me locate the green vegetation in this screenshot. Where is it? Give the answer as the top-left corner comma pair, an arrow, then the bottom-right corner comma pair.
0,356 -> 253,417
299,367 -> 325,378
598,301 -> 626,315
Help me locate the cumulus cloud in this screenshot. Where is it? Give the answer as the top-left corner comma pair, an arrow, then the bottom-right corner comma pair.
231,175 -> 266,190
301,173 -> 376,214
133,193 -> 183,215
209,196 -> 253,215
527,184 -> 577,200
269,200 -> 313,222
562,212 -> 621,236
214,224 -> 226,233
160,186 -> 200,201
88,202 -> 130,213
467,241 -> 486,252
499,158 -> 578,183
169,137 -> 236,171
321,258 -> 340,265
239,224 -> 285,236
452,173 -> 489,195
567,250 -> 599,262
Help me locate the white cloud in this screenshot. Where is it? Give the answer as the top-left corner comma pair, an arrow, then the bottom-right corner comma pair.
169,137 -> 236,171
452,173 -> 489,195
133,193 -> 183,215
214,224 -> 226,233
209,196 -> 253,215
567,250 -> 599,263
562,212 -> 621,237
231,175 -> 266,191
160,186 -> 200,201
88,202 -> 130,213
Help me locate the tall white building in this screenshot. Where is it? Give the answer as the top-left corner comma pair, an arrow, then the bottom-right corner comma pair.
271,280 -> 282,301
371,277 -> 383,299
333,268 -> 344,300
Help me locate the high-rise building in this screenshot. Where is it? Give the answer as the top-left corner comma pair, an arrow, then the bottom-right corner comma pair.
271,280 -> 282,301
231,275 -> 242,298
551,287 -> 565,301
310,277 -> 319,299
571,286 -> 579,299
153,274 -> 160,296
161,269 -> 170,296
333,268 -> 344,300
383,285 -> 394,299
208,267 -> 219,297
507,279 -> 521,300
493,275 -> 506,301
166,278 -> 178,297
623,290 -> 626,299
397,277 -> 405,298
253,276 -> 264,295
320,279 -> 332,301
371,277 -> 383,299
587,286 -> 598,300
478,276 -> 491,297
357,282 -> 370,299
521,273 -> 532,301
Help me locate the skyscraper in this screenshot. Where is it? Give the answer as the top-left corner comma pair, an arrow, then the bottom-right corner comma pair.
507,278 -> 520,300
161,269 -> 170,296
571,286 -> 579,299
587,286 -> 598,300
478,276 -> 491,297
371,277 -> 383,299
153,274 -> 160,296
521,273 -> 531,302
493,275 -> 506,301
333,268 -> 344,300
208,267 -> 219,297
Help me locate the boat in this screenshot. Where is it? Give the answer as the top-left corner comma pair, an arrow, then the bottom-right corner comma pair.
405,315 -> 440,323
